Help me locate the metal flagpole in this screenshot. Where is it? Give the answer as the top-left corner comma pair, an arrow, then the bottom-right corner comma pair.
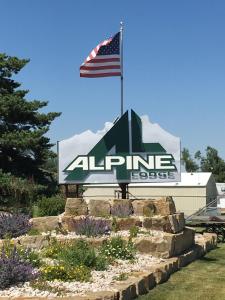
120,21 -> 124,117
119,21 -> 127,199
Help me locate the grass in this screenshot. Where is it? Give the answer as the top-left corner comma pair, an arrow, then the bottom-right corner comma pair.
138,243 -> 225,300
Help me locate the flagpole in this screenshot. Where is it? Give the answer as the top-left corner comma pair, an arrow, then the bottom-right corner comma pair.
119,21 -> 127,199
120,21 -> 124,117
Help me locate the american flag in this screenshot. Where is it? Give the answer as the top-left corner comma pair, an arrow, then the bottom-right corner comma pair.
80,32 -> 121,78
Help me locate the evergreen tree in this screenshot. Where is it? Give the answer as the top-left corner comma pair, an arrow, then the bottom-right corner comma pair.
0,53 -> 61,183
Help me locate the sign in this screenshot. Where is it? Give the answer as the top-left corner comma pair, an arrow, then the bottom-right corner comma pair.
58,110 -> 181,184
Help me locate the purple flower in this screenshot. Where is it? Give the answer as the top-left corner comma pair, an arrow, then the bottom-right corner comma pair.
0,213 -> 31,239
71,216 -> 111,237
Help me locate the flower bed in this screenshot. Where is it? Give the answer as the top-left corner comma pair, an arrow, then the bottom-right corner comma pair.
0,212 -> 218,299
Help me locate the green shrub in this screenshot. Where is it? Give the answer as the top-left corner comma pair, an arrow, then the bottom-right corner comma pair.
40,264 -> 91,282
94,254 -> 109,271
100,236 -> 135,260
129,226 -> 139,239
58,239 -> 97,269
41,238 -> 62,259
0,169 -> 45,206
43,239 -> 109,271
36,195 -> 65,217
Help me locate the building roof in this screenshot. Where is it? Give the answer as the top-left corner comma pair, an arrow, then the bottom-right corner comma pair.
85,172 -> 213,188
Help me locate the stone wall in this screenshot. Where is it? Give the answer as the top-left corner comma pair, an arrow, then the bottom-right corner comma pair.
64,197 -> 176,218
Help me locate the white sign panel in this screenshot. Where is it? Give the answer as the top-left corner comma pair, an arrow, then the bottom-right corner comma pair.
58,110 -> 181,184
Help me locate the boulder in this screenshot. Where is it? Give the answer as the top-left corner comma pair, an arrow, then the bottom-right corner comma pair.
88,199 -> 111,217
111,199 -> 133,217
143,213 -> 185,233
64,198 -> 88,216
132,200 -> 156,217
164,227 -> 195,256
153,196 -> 176,216
115,217 -> 142,230
134,227 -> 195,258
169,213 -> 185,233
31,216 -> 59,232
17,235 -> 49,249
132,197 -> 176,217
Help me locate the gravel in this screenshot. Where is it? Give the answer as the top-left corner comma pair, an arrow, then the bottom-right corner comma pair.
0,254 -> 165,297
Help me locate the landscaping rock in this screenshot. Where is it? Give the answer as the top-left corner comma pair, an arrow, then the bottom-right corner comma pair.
31,216 -> 59,232
65,198 -> 88,216
143,213 -> 185,233
134,236 -> 169,258
132,197 -> 176,217
115,217 -> 142,230
85,291 -> 119,300
178,249 -> 197,268
153,263 -> 170,284
153,196 -> 176,216
132,200 -> 156,217
134,227 -> 195,258
116,279 -> 137,300
111,199 -> 133,217
164,227 -> 195,257
168,213 -> 185,233
88,200 -> 111,217
17,235 -> 49,249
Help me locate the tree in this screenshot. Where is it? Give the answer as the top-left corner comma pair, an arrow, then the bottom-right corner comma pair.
0,53 -> 61,184
195,146 -> 225,182
181,148 -> 199,172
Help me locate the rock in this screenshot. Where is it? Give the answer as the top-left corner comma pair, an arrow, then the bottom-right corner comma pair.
132,200 -> 156,217
17,235 -> 49,249
178,249 -> 197,268
132,197 -> 176,217
164,227 -> 195,257
133,272 -> 155,295
143,272 -> 156,290
65,198 -> 88,216
88,200 -> 111,217
168,213 -> 185,233
203,233 -> 218,251
31,216 -> 59,232
144,215 -> 168,231
153,263 -> 170,284
115,217 -> 142,230
61,215 -> 80,231
143,213 -> 185,233
134,227 -> 195,258
153,196 -> 176,216
111,199 -> 133,217
116,279 -> 137,300
85,291 -> 119,300
135,237 -> 157,254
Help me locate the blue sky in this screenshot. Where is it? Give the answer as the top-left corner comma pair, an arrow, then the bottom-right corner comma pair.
1,0 -> 225,158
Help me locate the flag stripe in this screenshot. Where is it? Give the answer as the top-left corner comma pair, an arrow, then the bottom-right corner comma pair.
83,61 -> 120,67
80,72 -> 121,78
86,58 -> 120,64
90,55 -> 120,60
80,65 -> 120,71
80,69 -> 121,74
